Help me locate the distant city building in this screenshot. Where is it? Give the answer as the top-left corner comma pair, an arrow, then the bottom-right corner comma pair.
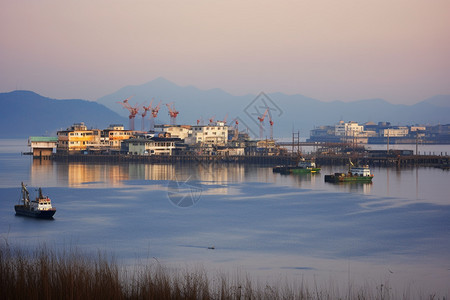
101,124 -> 134,149
381,127 -> 409,137
121,137 -> 181,155
410,126 -> 426,132
156,124 -> 192,140
308,121 -> 450,144
28,136 -> 58,157
335,121 -> 364,137
186,121 -> 229,146
57,122 -> 101,153
216,146 -> 245,156
256,139 -> 281,155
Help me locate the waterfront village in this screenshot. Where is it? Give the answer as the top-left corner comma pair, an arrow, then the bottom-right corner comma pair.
28,120 -> 450,159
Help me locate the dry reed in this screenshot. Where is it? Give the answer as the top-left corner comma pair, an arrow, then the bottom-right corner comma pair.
0,244 -> 446,300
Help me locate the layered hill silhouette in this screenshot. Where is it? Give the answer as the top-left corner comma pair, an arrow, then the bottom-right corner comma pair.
98,77 -> 450,139
0,91 -> 126,138
1,78 -> 449,138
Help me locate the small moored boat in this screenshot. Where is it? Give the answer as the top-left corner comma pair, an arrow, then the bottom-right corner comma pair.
291,159 -> 321,174
15,182 -> 56,219
324,160 -> 374,183
273,158 -> 321,175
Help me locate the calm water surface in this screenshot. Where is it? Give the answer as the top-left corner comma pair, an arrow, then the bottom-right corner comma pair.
1,140 -> 449,296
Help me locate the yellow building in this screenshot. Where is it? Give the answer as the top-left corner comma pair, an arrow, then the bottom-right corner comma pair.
57,123 -> 101,153
101,124 -> 134,149
256,139 -> 279,155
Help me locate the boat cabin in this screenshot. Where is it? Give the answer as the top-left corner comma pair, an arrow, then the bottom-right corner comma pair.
297,161 -> 316,168
350,166 -> 372,177
31,197 -> 53,211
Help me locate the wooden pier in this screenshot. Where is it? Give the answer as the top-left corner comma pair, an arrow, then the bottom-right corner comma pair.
49,152 -> 450,168
51,153 -> 296,165
311,153 -> 449,168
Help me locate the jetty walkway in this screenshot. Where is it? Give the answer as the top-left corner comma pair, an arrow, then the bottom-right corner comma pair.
46,153 -> 449,168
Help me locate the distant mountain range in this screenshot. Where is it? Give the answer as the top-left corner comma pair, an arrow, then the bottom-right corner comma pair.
98,77 -> 450,138
0,90 -> 126,138
1,78 -> 449,138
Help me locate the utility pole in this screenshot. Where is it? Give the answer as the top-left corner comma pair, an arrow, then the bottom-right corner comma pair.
415,131 -> 419,155
387,130 -> 390,153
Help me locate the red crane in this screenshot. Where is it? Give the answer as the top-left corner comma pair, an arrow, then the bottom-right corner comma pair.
116,96 -> 133,110
257,108 -> 269,139
141,98 -> 153,131
221,114 -> 228,124
128,103 -> 140,131
268,112 -> 274,140
196,117 -> 204,126
209,116 -> 215,125
117,96 -> 139,130
119,96 -> 133,106
166,102 -> 179,125
231,118 -> 239,141
150,100 -> 161,131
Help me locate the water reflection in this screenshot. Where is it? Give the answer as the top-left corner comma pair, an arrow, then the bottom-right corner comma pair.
325,181 -> 373,194
31,160 -> 247,189
27,160 -> 450,206
2,152 -> 450,296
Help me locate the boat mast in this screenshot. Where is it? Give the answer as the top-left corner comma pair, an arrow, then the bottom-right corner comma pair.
21,182 -> 30,205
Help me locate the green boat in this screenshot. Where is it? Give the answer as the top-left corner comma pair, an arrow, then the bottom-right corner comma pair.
324,163 -> 374,183
290,160 -> 321,174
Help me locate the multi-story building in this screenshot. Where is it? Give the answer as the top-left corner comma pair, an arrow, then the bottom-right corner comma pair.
57,123 -> 101,153
309,121 -> 450,144
101,124 -> 134,149
186,121 -> 228,146
381,127 -> 409,137
156,125 -> 192,140
256,139 -> 280,155
410,126 -> 426,132
121,137 -> 181,155
309,125 -> 340,142
335,121 -> 364,137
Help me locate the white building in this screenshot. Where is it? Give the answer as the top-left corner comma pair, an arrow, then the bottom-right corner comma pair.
335,121 -> 364,137
186,121 -> 228,146
381,127 -> 409,137
156,125 -> 192,140
28,136 -> 58,157
410,126 -> 426,132
121,137 -> 179,155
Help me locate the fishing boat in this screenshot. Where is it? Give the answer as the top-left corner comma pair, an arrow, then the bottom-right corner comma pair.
15,182 -> 56,219
272,165 -> 295,174
273,159 -> 321,175
291,159 -> 321,174
324,160 -> 374,183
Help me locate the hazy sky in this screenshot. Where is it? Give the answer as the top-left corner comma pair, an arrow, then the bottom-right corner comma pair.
1,0 -> 449,104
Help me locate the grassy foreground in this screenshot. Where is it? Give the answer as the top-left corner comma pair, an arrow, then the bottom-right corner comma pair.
0,244 -> 446,300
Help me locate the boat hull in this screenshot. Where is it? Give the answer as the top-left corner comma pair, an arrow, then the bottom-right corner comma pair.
324,174 -> 373,183
291,168 -> 321,174
274,166 -> 321,174
273,166 -> 295,174
15,205 -> 56,219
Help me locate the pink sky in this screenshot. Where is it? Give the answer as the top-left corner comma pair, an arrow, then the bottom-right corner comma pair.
1,0 -> 449,104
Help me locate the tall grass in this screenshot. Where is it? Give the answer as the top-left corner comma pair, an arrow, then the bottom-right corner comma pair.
0,244 -> 446,299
